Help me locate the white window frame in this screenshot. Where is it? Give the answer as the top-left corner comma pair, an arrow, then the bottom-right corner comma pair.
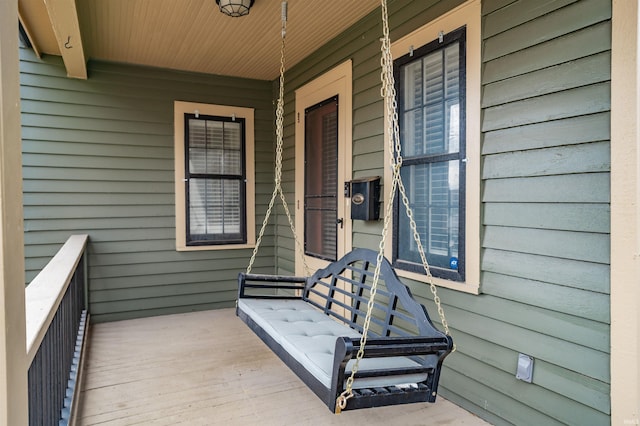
174,101 -> 255,251
384,0 -> 481,294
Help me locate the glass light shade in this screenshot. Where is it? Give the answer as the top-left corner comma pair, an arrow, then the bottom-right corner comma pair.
215,0 -> 255,17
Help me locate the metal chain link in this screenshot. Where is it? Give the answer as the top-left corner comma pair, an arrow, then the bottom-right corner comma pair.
246,7 -> 309,276
336,0 -> 454,412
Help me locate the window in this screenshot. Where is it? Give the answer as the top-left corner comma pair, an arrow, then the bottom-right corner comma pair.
174,102 -> 255,251
394,27 -> 465,282
384,0 -> 480,293
185,114 -> 246,245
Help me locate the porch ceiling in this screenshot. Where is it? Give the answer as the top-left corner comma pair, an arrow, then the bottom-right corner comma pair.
18,0 -> 381,81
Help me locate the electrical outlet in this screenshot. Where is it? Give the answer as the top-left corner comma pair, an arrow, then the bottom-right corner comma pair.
516,353 -> 534,383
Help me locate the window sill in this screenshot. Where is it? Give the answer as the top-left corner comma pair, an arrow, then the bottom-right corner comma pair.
394,267 -> 481,295
176,243 -> 256,252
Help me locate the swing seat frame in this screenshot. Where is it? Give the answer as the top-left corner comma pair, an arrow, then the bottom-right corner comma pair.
237,248 -> 453,412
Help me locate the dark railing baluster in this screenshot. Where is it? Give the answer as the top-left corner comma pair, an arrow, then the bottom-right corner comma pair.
26,236 -> 89,426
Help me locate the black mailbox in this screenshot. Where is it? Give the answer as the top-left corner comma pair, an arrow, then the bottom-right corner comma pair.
350,176 -> 381,221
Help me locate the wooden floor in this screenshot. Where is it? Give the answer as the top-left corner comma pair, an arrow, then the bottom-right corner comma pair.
77,309 -> 489,425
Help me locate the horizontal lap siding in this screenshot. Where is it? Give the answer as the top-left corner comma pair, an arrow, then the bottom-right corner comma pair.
478,0 -> 611,424
20,50 -> 275,322
278,0 -> 611,424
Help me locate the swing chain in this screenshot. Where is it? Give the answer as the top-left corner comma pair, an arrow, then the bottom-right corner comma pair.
246,2 -> 309,277
379,0 -> 454,342
336,0 -> 454,413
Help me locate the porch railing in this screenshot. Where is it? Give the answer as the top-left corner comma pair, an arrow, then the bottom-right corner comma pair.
25,234 -> 89,426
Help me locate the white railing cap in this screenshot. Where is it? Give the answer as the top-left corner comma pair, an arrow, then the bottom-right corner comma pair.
25,234 -> 88,364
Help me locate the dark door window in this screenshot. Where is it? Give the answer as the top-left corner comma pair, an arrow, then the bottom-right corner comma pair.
304,96 -> 339,261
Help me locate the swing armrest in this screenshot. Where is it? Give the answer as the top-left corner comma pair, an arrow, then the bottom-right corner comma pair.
238,272 -> 307,299
329,335 -> 453,411
336,335 -> 453,358
333,335 -> 453,366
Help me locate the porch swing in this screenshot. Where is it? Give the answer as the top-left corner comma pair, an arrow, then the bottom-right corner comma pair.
236,0 -> 454,413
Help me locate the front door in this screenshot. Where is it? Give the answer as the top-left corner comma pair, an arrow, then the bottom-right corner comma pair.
295,61 -> 352,276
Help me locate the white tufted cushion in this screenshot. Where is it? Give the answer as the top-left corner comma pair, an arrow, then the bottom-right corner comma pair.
238,299 -> 428,389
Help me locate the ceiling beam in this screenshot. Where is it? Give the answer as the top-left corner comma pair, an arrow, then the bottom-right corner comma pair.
43,0 -> 87,79
18,9 -> 42,59
18,0 -> 60,59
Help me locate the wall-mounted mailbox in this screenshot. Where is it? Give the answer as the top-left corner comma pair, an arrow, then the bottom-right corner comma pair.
350,176 -> 381,221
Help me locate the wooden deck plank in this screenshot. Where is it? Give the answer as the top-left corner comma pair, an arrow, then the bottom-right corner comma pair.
77,309 -> 489,425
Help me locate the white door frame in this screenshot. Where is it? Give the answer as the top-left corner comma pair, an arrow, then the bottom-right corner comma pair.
294,60 -> 353,275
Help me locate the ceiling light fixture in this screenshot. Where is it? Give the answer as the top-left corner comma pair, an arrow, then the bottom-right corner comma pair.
215,0 -> 255,17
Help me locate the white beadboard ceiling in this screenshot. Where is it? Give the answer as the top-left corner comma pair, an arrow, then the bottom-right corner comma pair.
19,0 -> 382,80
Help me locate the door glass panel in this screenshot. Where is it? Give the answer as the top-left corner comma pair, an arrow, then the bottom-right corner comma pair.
304,96 -> 338,261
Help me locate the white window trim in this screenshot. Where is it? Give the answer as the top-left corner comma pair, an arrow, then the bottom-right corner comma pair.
174,101 -> 256,251
384,0 -> 481,294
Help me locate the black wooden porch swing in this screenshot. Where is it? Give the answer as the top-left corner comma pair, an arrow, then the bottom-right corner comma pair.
236,0 -> 454,414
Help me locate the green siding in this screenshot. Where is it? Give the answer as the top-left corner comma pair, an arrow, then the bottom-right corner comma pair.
276,0 -> 611,424
478,0 -> 611,422
482,0 -> 609,61
20,49 -> 275,322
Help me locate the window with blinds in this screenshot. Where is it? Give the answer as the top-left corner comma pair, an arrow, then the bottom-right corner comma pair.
185,114 -> 246,245
393,27 -> 466,282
